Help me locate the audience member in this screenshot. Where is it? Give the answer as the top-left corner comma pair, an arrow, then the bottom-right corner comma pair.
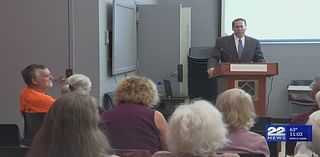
287,75 -> 320,155
60,73 -> 107,114
295,110 -> 320,157
19,64 -> 55,113
101,75 -> 168,154
315,91 -> 320,106
311,74 -> 320,100
216,88 -> 270,157
27,92 -> 117,157
298,74 -> 320,116
152,100 -> 239,157
290,75 -> 320,123
61,74 -> 92,95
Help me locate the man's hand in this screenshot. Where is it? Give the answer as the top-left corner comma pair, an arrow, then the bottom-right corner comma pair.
207,68 -> 215,78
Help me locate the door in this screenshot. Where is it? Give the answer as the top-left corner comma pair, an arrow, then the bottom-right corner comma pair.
137,4 -> 190,97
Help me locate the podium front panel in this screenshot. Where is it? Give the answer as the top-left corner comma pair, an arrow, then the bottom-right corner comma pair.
218,76 -> 267,116
235,80 -> 259,101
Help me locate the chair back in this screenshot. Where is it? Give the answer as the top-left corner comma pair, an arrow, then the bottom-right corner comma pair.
251,116 -> 272,132
0,147 -> 28,157
112,149 -> 152,157
0,124 -> 20,147
250,116 -> 278,157
103,92 -> 115,111
21,112 -> 46,146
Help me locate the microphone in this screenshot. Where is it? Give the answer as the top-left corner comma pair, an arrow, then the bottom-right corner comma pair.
220,47 -> 224,51
53,76 -> 66,84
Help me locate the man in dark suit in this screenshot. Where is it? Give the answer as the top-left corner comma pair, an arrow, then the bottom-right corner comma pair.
207,18 -> 265,78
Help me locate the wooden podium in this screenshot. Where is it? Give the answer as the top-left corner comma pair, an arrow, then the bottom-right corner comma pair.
213,63 -> 278,116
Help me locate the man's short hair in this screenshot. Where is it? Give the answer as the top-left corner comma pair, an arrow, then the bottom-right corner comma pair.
21,64 -> 47,85
232,18 -> 247,27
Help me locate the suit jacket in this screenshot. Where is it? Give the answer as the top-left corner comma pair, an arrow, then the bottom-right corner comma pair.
207,34 -> 265,69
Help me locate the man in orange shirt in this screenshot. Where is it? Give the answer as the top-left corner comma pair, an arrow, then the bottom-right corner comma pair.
19,64 -> 55,113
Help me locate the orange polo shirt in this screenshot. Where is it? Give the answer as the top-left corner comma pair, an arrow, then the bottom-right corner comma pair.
19,87 -> 55,113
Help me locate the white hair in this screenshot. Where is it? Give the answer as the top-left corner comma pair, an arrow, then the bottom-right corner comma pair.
310,75 -> 320,88
315,91 -> 320,108
61,74 -> 92,95
167,100 -> 228,157
307,110 -> 320,155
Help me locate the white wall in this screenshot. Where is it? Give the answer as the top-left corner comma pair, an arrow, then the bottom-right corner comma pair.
0,0 -> 158,127
0,0 -> 70,127
263,44 -> 320,117
71,0 -> 116,107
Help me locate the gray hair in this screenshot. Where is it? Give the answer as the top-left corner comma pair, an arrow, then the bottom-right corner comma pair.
306,110 -> 320,155
315,91 -> 320,108
310,74 -> 320,100
61,74 -> 92,95
21,64 -> 47,85
27,92 -> 112,157
167,100 -> 228,156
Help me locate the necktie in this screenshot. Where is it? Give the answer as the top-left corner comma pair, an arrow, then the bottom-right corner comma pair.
238,39 -> 243,58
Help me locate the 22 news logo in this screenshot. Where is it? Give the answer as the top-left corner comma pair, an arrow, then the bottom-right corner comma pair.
266,126 -> 286,141
267,126 -> 285,136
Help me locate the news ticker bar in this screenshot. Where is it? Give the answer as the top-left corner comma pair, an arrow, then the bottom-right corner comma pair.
266,125 -> 312,142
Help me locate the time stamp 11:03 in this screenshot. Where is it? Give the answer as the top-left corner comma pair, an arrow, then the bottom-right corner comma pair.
266,125 -> 312,142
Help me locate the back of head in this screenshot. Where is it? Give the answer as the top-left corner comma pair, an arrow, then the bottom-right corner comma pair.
61,74 -> 92,95
310,74 -> 320,99
27,92 -> 110,157
216,88 -> 256,131
315,91 -> 320,108
306,110 -> 320,155
115,75 -> 159,107
167,100 -> 228,156
21,64 -> 47,85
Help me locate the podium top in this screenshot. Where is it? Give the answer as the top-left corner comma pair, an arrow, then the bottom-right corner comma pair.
213,62 -> 278,77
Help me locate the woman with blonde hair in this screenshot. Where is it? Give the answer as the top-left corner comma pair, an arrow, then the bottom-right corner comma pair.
153,100 -> 239,157
216,88 -> 270,157
27,92 -> 116,157
101,75 -> 168,154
